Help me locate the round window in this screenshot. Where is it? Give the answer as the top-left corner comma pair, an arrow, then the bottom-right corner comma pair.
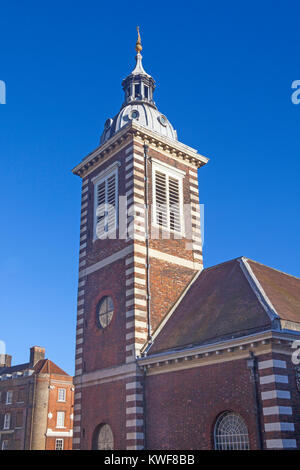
97,296 -> 114,329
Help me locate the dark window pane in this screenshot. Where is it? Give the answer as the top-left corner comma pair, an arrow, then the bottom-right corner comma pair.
135,84 -> 140,97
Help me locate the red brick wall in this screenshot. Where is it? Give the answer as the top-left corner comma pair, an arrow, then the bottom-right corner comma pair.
80,379 -> 127,450
46,436 -> 73,450
45,375 -> 74,451
149,258 -> 196,330
0,379 -> 30,450
144,358 -> 259,450
83,258 -> 127,371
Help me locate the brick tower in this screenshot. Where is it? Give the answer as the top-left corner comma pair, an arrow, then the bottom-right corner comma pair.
72,29 -> 208,450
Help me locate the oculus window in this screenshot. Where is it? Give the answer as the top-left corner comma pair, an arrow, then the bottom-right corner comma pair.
97,296 -> 114,329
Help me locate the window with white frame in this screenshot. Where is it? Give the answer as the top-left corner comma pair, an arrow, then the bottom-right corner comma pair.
56,411 -> 65,428
3,414 -> 10,430
214,411 -> 250,450
6,391 -> 12,405
55,438 -> 64,450
93,165 -> 118,240
58,388 -> 66,402
152,161 -> 184,235
1,440 -> 8,450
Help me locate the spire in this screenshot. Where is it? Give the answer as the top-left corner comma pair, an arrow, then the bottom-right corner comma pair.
121,27 -> 156,107
131,26 -> 149,76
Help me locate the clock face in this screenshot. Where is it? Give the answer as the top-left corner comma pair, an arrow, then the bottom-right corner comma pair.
158,114 -> 167,126
130,110 -> 139,120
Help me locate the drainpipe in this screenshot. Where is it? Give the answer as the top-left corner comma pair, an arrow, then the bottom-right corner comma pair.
247,351 -> 263,449
29,373 -> 37,450
142,366 -> 147,450
23,379 -> 31,449
143,143 -> 152,343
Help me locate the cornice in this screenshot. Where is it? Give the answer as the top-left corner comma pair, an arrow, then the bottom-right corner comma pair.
137,330 -> 299,374
73,361 -> 140,388
72,121 -> 209,178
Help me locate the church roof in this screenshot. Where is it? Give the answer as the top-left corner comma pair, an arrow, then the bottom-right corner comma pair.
0,362 -> 29,376
246,259 -> 300,324
0,359 -> 70,377
145,257 -> 300,356
33,359 -> 70,376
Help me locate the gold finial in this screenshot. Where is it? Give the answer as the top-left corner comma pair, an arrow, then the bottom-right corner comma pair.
135,26 -> 142,53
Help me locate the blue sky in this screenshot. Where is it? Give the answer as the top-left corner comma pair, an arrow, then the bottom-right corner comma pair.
1,1 -> 299,375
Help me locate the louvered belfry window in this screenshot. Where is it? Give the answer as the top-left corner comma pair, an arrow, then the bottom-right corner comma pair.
95,170 -> 117,239
155,168 -> 182,233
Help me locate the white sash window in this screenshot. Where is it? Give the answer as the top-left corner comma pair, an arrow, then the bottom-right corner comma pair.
55,438 -> 64,450
6,391 -> 12,405
3,413 -> 10,430
58,388 -> 66,402
56,411 -> 65,428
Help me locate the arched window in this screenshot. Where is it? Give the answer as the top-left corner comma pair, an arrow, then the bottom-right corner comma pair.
214,412 -> 250,450
93,423 -> 114,450
97,296 -> 114,329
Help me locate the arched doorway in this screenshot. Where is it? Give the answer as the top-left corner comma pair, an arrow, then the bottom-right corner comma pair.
92,423 -> 114,450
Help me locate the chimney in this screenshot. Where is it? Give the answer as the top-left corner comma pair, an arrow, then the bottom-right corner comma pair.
29,346 -> 45,366
0,354 -> 12,368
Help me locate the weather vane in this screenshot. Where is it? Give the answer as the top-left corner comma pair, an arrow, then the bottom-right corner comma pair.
135,26 -> 142,54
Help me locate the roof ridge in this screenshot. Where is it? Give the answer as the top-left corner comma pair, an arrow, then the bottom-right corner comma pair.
238,257 -> 280,326
203,256 -> 244,272
243,257 -> 300,281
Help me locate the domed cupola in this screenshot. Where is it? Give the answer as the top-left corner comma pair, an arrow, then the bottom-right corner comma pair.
120,27 -> 156,109
100,28 -> 177,145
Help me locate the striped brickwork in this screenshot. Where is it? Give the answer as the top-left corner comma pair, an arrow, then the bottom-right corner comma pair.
258,357 -> 297,449
73,176 -> 89,449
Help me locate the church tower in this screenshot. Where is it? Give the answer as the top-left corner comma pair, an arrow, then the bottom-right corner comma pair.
72,29 -> 208,450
